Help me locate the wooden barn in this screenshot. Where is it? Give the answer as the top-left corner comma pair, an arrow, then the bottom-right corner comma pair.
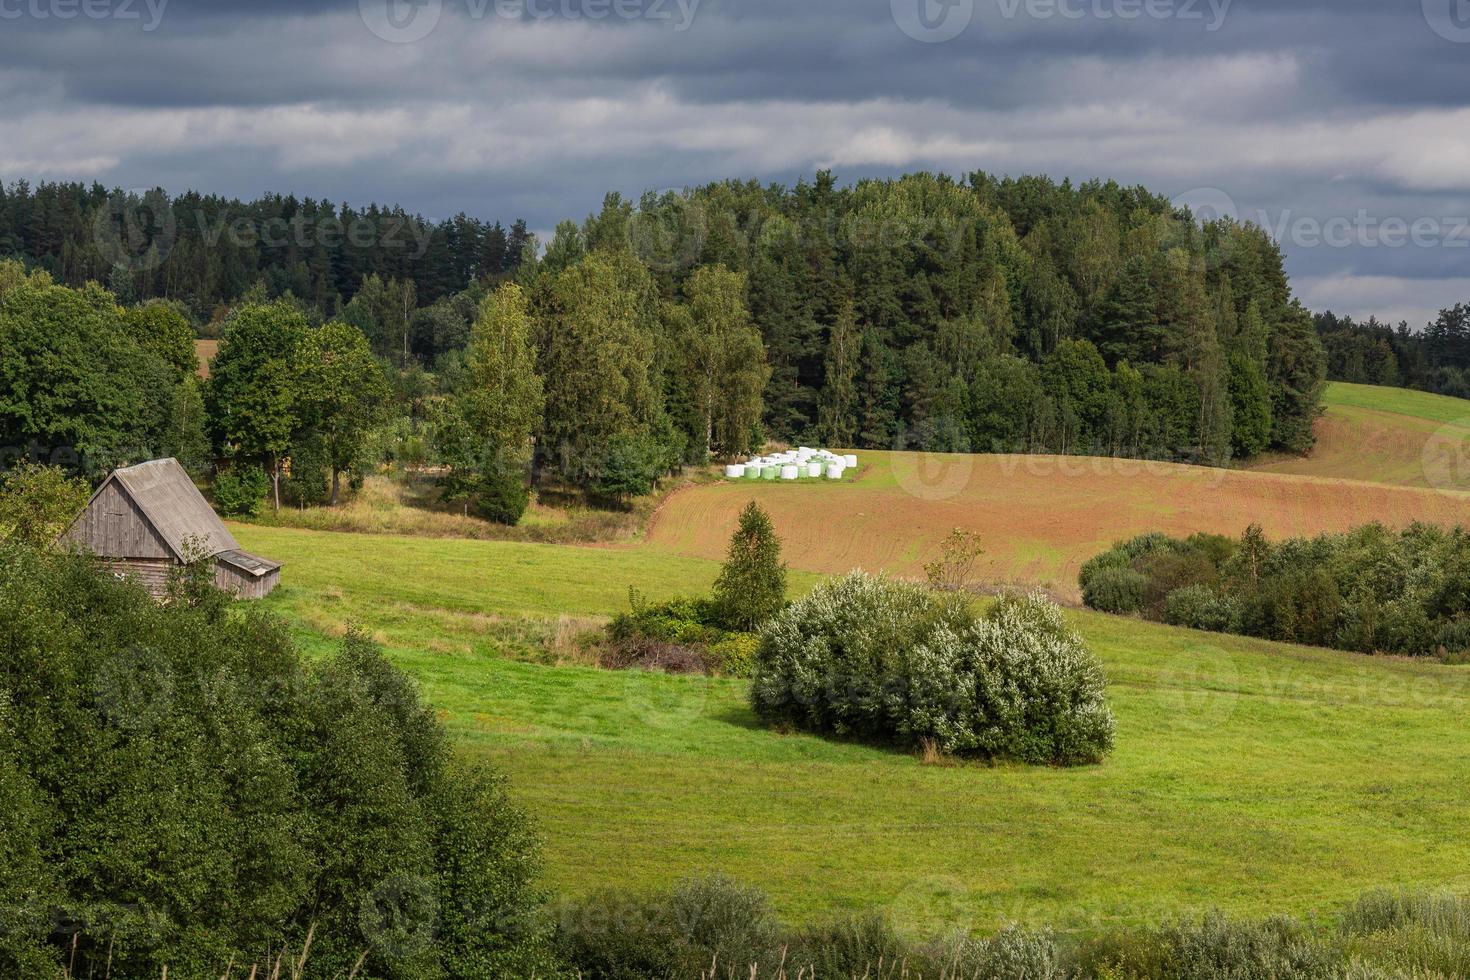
60,458 -> 282,599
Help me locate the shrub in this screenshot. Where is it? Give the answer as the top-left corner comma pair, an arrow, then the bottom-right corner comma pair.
0,544 -> 560,978
1164,912 -> 1335,979
1082,522 -> 1470,657
1083,565 -> 1148,615
553,875 -> 779,980
712,501 -> 787,631
0,462 -> 90,548
957,926 -> 1071,980
471,463 -> 531,525
711,633 -> 760,678
1163,584 -> 1236,633
786,912 -> 909,978
211,465 -> 270,517
750,573 -> 1115,766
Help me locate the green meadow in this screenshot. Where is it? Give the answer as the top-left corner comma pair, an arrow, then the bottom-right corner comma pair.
236,523 -> 1470,936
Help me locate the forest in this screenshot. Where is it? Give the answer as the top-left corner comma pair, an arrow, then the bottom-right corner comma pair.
1314,305 -> 1470,398
0,171 -> 1328,517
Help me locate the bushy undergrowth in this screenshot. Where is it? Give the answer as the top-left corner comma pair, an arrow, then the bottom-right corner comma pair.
1079,522 -> 1470,658
0,544 -> 559,978
556,877 -> 1470,980
749,573 -> 1116,766
604,592 -> 761,677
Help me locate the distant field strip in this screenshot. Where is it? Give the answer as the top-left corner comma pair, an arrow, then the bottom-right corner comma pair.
645,450 -> 1470,598
1250,382 -> 1470,489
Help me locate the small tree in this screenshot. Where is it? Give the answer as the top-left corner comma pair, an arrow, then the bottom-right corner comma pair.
924,528 -> 986,593
294,321 -> 389,505
713,502 -> 787,631
0,463 -> 90,548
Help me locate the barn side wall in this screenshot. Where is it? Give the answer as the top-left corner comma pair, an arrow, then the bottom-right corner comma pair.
64,482 -> 172,560
214,563 -> 281,600
101,558 -> 176,598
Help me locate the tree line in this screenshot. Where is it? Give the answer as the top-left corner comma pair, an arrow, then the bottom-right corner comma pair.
1315,304 -> 1470,397
1,170 -> 1330,520
0,179 -> 531,324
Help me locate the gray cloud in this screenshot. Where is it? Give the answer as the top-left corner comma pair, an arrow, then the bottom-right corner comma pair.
0,0 -> 1467,324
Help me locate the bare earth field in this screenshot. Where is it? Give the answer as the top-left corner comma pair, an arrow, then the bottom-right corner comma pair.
643,450 -> 1470,600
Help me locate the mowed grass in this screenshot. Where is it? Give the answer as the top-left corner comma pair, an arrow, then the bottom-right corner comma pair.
646,447 -> 1470,600
1250,382 -> 1470,489
236,524 -> 1470,935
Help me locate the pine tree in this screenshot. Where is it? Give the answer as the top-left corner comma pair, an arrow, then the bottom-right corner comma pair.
713,501 -> 787,631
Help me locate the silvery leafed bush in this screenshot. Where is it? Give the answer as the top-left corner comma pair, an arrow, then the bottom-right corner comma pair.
749,573 -> 1116,766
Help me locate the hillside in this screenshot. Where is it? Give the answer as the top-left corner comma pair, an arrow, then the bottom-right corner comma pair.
644,448 -> 1470,600
1249,382 -> 1470,490
235,523 -> 1470,933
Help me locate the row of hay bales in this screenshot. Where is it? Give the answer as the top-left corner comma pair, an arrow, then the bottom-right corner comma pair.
723,448 -> 859,481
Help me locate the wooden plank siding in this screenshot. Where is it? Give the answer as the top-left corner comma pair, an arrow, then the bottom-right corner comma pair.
100,558 -> 175,598
215,563 -> 281,600
63,481 -> 172,559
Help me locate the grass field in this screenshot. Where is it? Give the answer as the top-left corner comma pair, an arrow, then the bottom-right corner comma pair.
645,446 -> 1470,601
1250,382 -> 1470,489
236,523 -> 1470,935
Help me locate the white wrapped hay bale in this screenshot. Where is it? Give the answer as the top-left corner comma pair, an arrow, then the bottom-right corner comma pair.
725,464 -> 746,479
806,462 -> 823,478
826,463 -> 845,479
843,454 -> 858,469
780,465 -> 800,480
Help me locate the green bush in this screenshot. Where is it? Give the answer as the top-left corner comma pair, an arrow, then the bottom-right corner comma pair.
211,465 -> 270,517
553,875 -> 779,980
785,913 -> 909,978
0,544 -> 560,978
1083,522 -> 1470,657
1163,584 -> 1236,633
1165,912 -> 1335,979
711,633 -> 760,678
1082,565 -> 1148,615
471,463 -> 531,525
0,462 -> 90,548
750,573 -> 1115,766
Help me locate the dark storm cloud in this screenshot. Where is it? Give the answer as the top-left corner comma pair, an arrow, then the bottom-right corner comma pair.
0,0 -> 1467,323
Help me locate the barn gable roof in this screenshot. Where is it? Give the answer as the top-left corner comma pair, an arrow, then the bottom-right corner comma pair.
77,458 -> 240,561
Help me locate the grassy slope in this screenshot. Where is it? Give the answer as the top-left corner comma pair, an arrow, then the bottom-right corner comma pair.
1250,382 -> 1470,489
238,524 -> 1470,934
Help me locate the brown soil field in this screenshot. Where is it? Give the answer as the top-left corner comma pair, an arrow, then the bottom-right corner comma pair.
194,338 -> 219,379
645,451 -> 1470,601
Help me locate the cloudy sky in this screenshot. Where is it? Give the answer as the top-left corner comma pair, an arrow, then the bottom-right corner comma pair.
2,0 -> 1468,325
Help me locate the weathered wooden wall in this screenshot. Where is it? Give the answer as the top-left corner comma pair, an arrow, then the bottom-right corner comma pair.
214,563 -> 281,600
64,482 -> 172,559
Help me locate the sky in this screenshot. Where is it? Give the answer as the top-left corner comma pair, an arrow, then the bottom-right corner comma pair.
1,0 -> 1469,326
